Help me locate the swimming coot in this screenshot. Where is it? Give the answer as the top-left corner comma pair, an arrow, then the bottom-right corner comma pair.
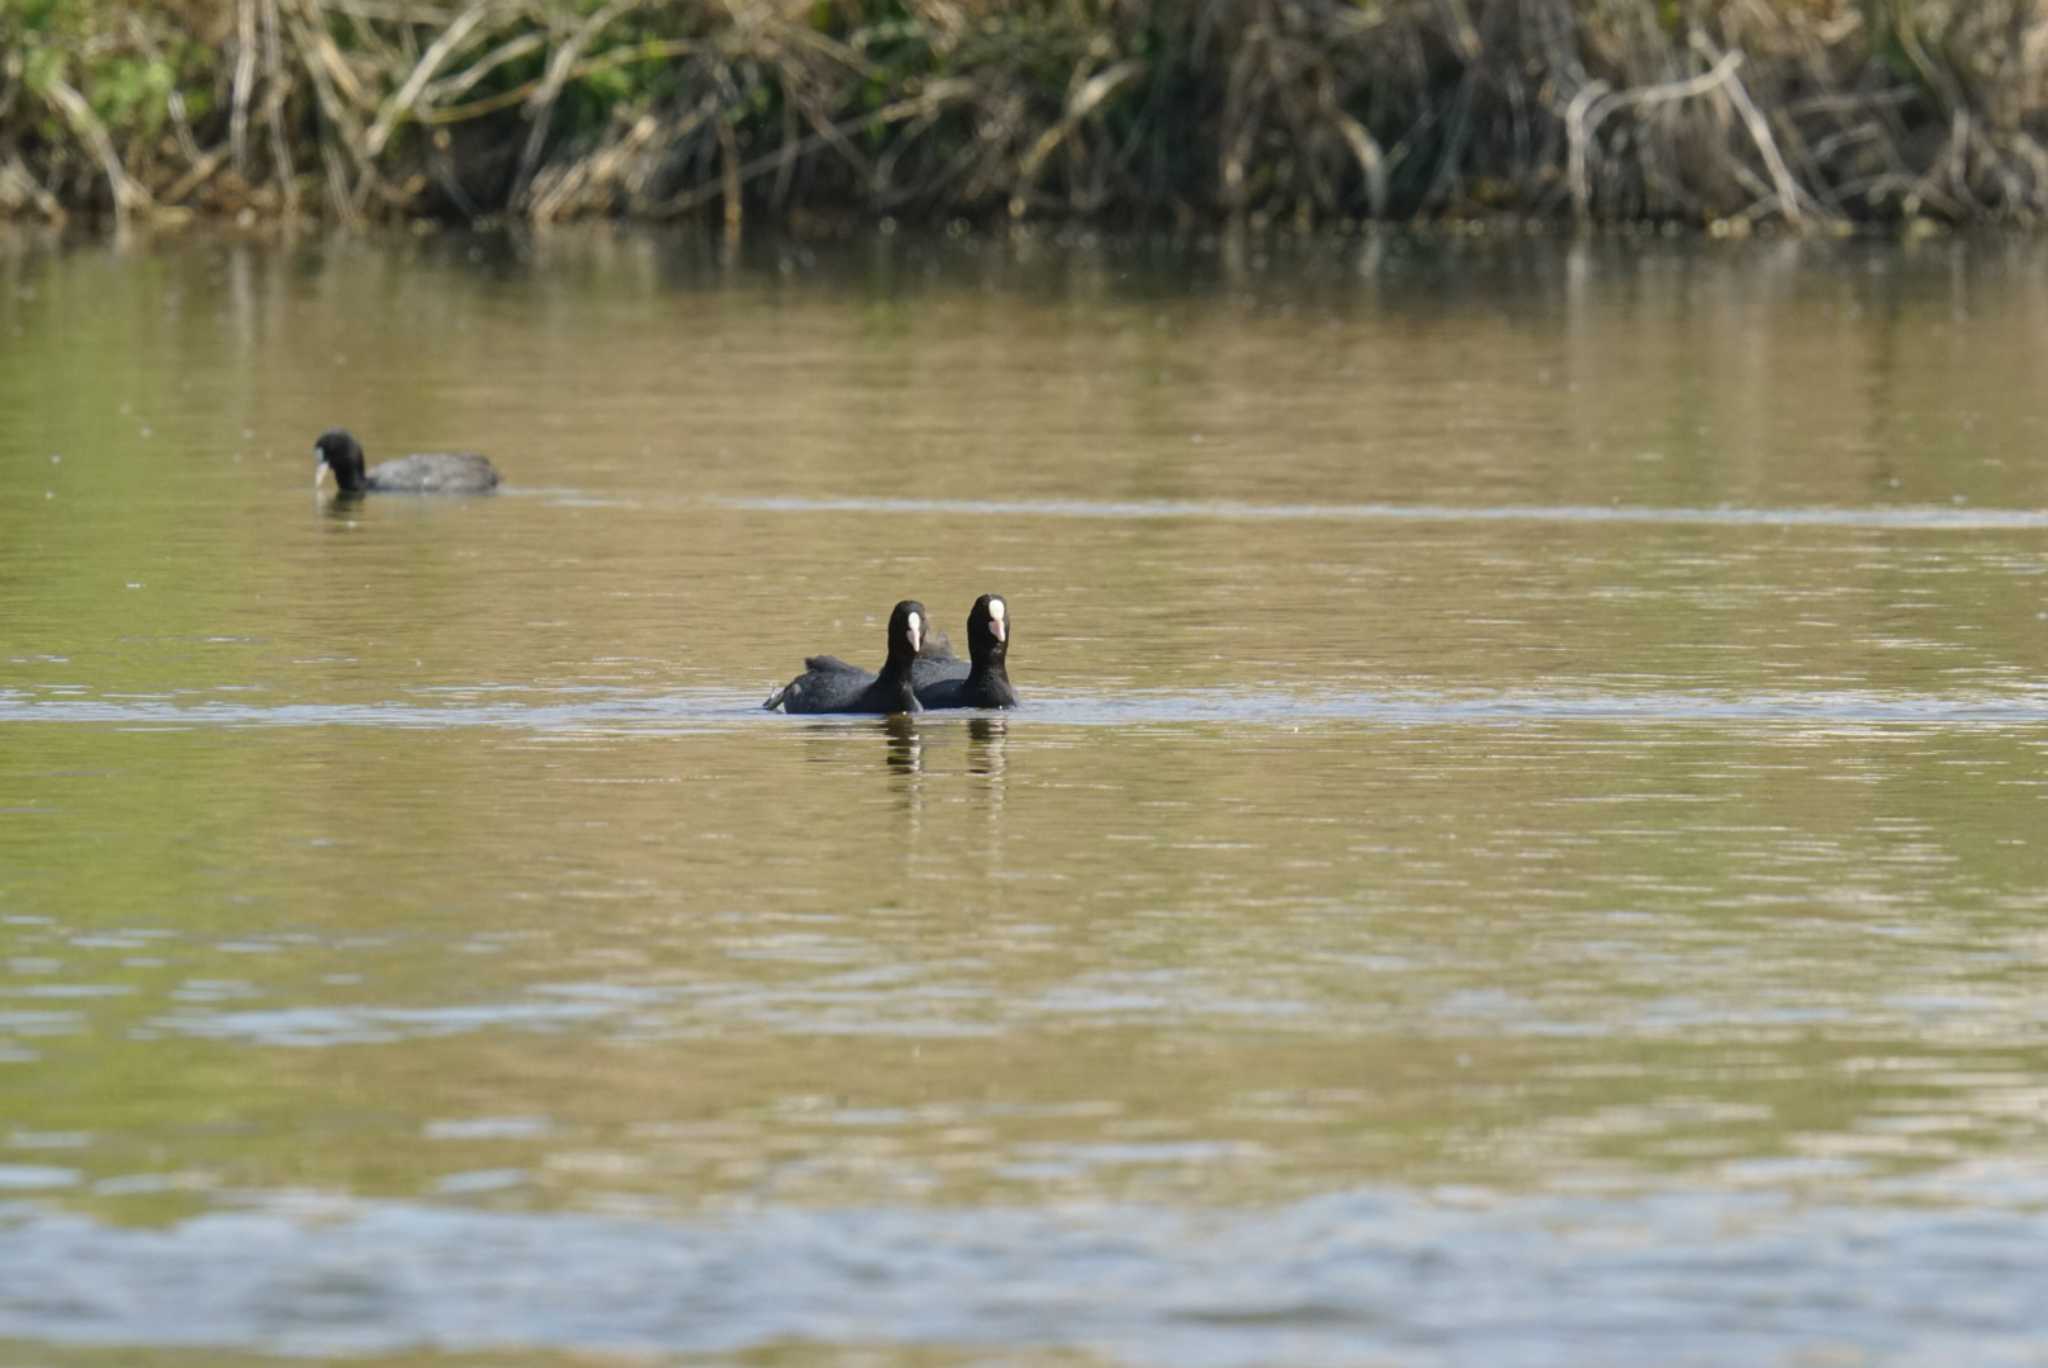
916,594 -> 1018,710
798,634 -> 962,694
765,600 -> 927,714
773,594 -> 1017,711
313,429 -> 501,495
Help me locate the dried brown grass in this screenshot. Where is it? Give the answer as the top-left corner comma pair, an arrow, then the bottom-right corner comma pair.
4,0 -> 2048,228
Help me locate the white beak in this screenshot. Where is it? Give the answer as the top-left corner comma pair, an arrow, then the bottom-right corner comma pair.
314,458 -> 335,492
988,600 -> 1006,643
907,612 -> 922,654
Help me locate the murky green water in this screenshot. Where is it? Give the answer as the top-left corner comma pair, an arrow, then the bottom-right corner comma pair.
4,226 -> 2048,1364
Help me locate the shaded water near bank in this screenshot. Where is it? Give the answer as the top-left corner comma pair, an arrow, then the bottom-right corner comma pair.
3,227 -> 2048,1364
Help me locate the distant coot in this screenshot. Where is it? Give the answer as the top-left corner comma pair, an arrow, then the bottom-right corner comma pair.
313,429 -> 500,495
770,594 -> 1018,712
765,600 -> 927,715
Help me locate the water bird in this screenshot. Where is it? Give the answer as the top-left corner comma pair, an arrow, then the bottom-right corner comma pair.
913,594 -> 1018,710
313,429 -> 501,495
770,594 -> 1018,712
764,600 -> 928,714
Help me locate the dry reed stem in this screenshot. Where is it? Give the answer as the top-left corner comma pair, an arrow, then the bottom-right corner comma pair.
162,144 -> 233,204
232,0 -> 259,173
364,0 -> 505,157
512,0 -> 648,206
1013,59 -> 1143,210
2,154 -> 66,221
651,82 -> 973,218
1567,54 -> 1740,221
39,77 -> 153,216
1691,32 -> 1820,227
422,31 -> 546,105
260,0 -> 300,213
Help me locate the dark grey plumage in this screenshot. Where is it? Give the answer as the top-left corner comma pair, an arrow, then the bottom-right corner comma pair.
765,600 -> 927,715
796,650 -> 967,693
314,429 -> 500,495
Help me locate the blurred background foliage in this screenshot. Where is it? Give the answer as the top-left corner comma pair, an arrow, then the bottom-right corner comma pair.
2,0 -> 2046,227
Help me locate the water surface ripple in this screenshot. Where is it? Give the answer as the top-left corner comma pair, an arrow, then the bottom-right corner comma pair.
8,231 -> 2048,1367
719,494 -> 2048,530
8,686 -> 2048,731
4,1182 -> 2044,1364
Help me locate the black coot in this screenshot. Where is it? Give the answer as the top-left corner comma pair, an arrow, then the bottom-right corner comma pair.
774,594 -> 1017,711
800,637 -> 964,694
916,594 -> 1018,710
765,600 -> 927,714
313,429 -> 500,495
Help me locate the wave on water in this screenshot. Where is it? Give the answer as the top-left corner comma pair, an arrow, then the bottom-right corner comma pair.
7,686 -> 2048,731
1,1180 -> 2044,1362
715,494 -> 2048,531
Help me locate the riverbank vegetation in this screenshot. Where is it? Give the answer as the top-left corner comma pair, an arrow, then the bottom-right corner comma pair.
2,0 -> 2045,230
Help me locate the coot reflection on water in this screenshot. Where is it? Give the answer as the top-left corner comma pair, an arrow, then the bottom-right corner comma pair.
765,600 -> 927,715
313,429 -> 501,495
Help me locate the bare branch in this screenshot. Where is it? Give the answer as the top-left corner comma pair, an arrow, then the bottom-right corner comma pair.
231,0 -> 259,173
364,0 -> 507,159
1692,34 -> 1823,228
1016,60 -> 1144,189
38,77 -> 153,216
512,0 -> 649,207
1567,52 -> 1741,221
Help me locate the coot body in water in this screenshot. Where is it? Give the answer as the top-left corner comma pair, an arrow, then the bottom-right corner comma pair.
765,600 -> 927,714
915,594 -> 1018,710
775,594 -> 1018,711
797,641 -> 966,694
313,429 -> 500,495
